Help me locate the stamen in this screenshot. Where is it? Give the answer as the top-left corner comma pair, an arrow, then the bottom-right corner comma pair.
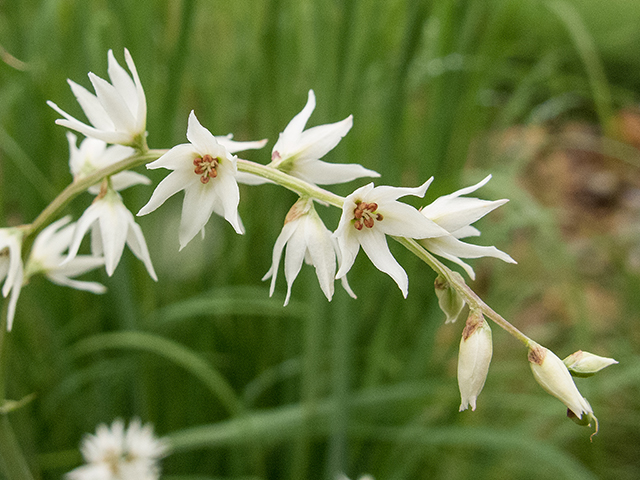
193,154 -> 220,184
352,201 -> 383,230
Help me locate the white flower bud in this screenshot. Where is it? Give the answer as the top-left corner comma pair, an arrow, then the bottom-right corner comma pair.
458,311 -> 492,412
528,344 -> 594,421
563,350 -> 618,377
435,274 -> 465,324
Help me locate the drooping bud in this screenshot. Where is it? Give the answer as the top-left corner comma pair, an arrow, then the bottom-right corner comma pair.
435,274 -> 465,324
458,311 -> 492,412
528,343 -> 595,424
562,350 -> 618,378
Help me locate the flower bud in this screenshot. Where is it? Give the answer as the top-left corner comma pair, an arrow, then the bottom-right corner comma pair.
562,350 -> 618,377
458,311 -> 492,412
435,274 -> 465,324
528,343 -> 594,422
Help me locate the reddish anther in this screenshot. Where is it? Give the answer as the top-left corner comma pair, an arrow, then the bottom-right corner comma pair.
193,154 -> 219,184
352,201 -> 383,230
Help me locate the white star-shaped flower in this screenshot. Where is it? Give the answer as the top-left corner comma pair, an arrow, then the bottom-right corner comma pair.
0,228 -> 24,331
67,419 -> 168,480
66,187 -> 157,280
138,111 -> 265,249
334,180 -> 449,297
25,216 -> 106,294
67,133 -> 150,193
418,175 -> 516,280
263,198 -> 356,305
48,49 -> 147,148
239,89 -> 379,186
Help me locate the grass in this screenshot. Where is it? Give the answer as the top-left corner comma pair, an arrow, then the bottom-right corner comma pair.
2,0 -> 640,479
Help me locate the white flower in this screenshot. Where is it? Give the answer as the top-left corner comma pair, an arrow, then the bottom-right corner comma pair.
67,133 -> 149,194
48,49 -> 147,148
137,111 -> 250,250
419,175 -> 516,280
0,228 -> 24,331
66,419 -> 168,480
334,179 -> 449,297
66,188 -> 157,280
267,89 -> 379,185
458,312 -> 492,412
528,343 -> 595,422
263,198 -> 356,305
25,216 -> 106,294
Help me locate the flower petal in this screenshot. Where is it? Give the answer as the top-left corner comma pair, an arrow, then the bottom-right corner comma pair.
358,228 -> 409,297
137,169 -> 196,216
292,158 -> 379,185
89,72 -> 137,133
126,219 -> 158,281
186,111 -> 225,157
215,135 -> 268,154
179,183 -> 218,249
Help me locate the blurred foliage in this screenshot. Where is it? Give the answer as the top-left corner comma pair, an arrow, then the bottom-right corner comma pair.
1,0 -> 640,479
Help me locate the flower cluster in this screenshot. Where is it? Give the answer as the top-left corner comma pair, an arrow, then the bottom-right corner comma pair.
66,419 -> 168,480
0,46 -> 617,443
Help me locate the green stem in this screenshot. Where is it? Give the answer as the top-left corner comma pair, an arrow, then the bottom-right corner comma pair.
396,237 -> 532,346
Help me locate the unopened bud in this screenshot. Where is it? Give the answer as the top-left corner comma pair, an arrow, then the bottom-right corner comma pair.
563,350 -> 618,377
528,343 -> 594,423
435,275 -> 465,324
458,311 -> 492,412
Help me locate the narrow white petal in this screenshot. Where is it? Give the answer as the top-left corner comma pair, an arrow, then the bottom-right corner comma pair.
303,215 -> 336,301
107,50 -> 137,114
6,265 -> 22,331
379,202 -> 449,239
145,144 -> 197,171
263,221 -> 298,296
179,183 -> 217,249
65,204 -> 103,263
368,178 -> 433,204
47,274 -> 107,294
109,171 -> 151,192
423,198 -> 508,233
358,229 -> 409,297
454,225 -> 481,239
211,166 -> 243,234
124,48 -> 147,134
126,220 -> 158,281
235,171 -> 274,186
89,72 -> 137,133
67,80 -> 113,131
281,115 -> 352,162
186,111 -> 225,156
334,229 -> 361,280
292,158 -> 379,185
215,135 -> 268,154
283,225 -> 307,306
97,200 -> 129,276
279,90 -> 316,140
55,256 -> 104,278
137,169 -> 196,216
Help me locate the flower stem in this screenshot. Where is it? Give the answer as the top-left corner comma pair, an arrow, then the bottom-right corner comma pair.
236,159 -> 345,207
24,149 -> 165,239
395,237 -> 533,347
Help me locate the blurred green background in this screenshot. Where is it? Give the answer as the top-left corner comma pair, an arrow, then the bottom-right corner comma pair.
2,0 -> 640,478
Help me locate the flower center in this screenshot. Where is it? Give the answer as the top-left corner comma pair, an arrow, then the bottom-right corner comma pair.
353,201 -> 383,230
193,154 -> 220,184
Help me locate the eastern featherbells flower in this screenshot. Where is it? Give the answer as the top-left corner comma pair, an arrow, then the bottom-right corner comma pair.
25,216 -> 106,294
66,419 -> 168,480
334,179 -> 448,297
137,111 -> 264,249
0,228 -> 24,331
528,343 -> 596,428
419,175 -> 516,280
263,197 -> 356,305
67,133 -> 149,194
458,311 -> 492,412
48,49 -> 147,149
66,187 -> 157,280
268,89 -> 379,185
